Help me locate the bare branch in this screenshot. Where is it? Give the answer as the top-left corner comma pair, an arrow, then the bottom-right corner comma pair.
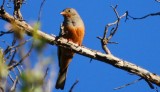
4,37 -> 16,55
43,67 -> 49,79
10,38 -> 32,49
99,5 -> 127,54
114,77 -> 154,89
107,6 -> 127,41
97,37 -> 118,44
8,74 -> 14,83
4,38 -> 17,61
10,76 -> 18,92
9,67 -> 22,85
128,11 -> 160,20
1,0 -> 5,7
8,42 -> 33,70
0,30 -> 13,36
16,66 -> 22,75
114,78 -> 143,90
13,0 -> 24,20
8,49 -> 17,66
69,80 -> 79,92
144,79 -> 154,89
37,0 -> 46,22
0,9 -> 160,88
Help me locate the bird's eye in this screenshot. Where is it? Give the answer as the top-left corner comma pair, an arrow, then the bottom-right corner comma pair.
68,10 -> 71,12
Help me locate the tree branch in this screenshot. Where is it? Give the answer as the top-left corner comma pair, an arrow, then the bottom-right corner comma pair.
13,0 -> 24,20
0,8 -> 160,88
0,30 -> 13,36
69,80 -> 79,92
10,76 -> 18,92
114,78 -> 143,90
98,5 -> 127,54
8,42 -> 33,70
37,0 -> 46,22
128,11 -> 160,20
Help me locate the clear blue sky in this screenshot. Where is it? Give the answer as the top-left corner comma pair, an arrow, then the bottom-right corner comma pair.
0,0 -> 160,92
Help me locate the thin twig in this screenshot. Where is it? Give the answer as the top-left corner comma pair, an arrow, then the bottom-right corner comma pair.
114,78 -> 143,90
8,42 -> 34,70
8,74 -> 14,83
107,6 -> 127,40
0,30 -> 13,36
16,66 -> 22,75
4,38 -> 16,60
90,58 -> 93,63
4,37 -> 17,55
128,12 -> 160,20
100,5 -> 127,54
44,67 -> 49,79
10,76 -> 18,92
10,38 -> 32,49
9,65 -> 22,85
1,0 -> 5,7
12,37 -> 17,46
69,80 -> 79,92
144,79 -> 154,89
37,0 -> 46,22
13,0 -> 24,20
5,38 -> 32,60
8,49 -> 17,66
108,41 -> 118,44
6,49 -> 15,60
97,37 -> 118,44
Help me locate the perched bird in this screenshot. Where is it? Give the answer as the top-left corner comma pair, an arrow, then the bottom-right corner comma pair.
55,8 -> 85,90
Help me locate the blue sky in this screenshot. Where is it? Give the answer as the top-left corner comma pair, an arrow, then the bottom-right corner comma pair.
0,0 -> 160,92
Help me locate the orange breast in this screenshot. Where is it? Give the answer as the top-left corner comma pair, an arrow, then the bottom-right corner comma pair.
64,25 -> 85,45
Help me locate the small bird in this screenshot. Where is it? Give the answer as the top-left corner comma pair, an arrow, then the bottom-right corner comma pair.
55,8 -> 85,90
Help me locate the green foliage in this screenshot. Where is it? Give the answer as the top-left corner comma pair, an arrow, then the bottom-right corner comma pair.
19,56 -> 52,92
0,49 -> 8,79
20,69 -> 44,92
33,22 -> 41,39
32,22 -> 46,52
0,22 -> 54,92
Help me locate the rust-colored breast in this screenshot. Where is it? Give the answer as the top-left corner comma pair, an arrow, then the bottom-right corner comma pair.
63,23 -> 85,45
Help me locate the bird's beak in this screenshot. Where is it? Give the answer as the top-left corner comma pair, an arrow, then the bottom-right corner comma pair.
60,11 -> 66,15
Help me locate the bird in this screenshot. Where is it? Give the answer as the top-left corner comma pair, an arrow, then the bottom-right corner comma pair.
55,8 -> 85,90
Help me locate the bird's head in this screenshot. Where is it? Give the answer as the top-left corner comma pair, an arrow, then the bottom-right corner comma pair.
60,8 -> 79,18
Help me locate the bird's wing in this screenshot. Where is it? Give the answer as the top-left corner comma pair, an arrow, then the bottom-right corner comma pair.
58,23 -> 64,67
59,23 -> 65,37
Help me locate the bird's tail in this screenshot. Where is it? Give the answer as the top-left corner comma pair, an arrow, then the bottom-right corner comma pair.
55,68 -> 67,90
